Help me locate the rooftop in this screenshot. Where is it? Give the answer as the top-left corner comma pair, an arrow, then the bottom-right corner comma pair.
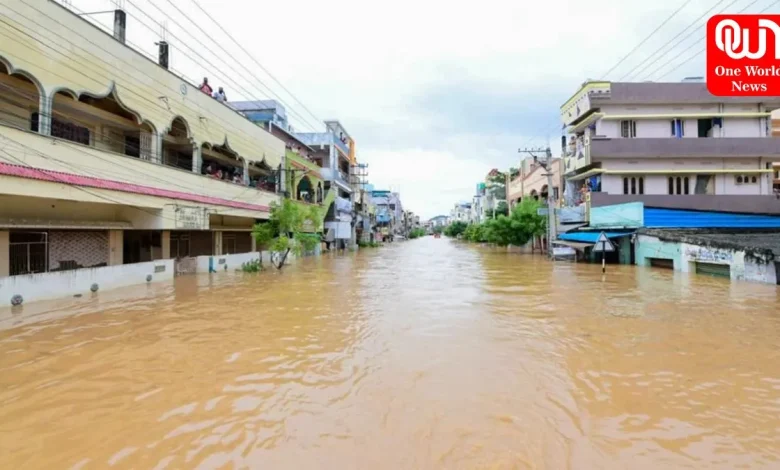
591,82 -> 780,106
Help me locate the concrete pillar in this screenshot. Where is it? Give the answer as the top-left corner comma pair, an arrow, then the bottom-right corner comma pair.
108,230 -> 123,266
250,232 -> 257,252
38,92 -> 52,136
161,230 -> 171,259
0,231 -> 9,277
192,145 -> 202,174
242,159 -> 249,185
154,132 -> 164,164
213,231 -> 223,256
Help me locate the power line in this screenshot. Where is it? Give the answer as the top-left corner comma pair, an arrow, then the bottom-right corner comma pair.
186,0 -> 324,129
619,0 -> 734,81
157,0 -> 323,132
647,0 -> 778,80
600,0 -> 695,79
0,7 -> 280,160
118,0 -> 322,132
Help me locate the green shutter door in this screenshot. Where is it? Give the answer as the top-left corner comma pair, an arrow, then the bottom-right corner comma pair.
649,258 -> 674,270
694,262 -> 731,278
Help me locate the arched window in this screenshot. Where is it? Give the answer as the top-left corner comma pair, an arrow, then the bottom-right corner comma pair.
668,177 -> 674,194
638,177 -> 644,195
676,177 -> 682,195
736,175 -> 743,184
683,177 -> 690,195
623,177 -> 629,195
751,175 -> 757,183
630,177 -> 637,194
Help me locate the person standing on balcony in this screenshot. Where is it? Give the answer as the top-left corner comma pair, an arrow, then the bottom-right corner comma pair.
213,87 -> 227,103
199,77 -> 213,95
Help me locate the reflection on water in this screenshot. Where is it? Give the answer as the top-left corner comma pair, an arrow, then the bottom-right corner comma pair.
1,238 -> 779,469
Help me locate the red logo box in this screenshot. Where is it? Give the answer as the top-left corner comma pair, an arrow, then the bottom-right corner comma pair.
707,14 -> 780,96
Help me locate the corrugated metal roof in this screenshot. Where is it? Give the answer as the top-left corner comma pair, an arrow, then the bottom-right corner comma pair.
558,231 -> 633,243
645,208 -> 780,229
0,162 -> 270,212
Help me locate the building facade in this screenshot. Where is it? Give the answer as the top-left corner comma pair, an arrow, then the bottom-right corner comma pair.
0,1 -> 286,303
560,81 -> 780,218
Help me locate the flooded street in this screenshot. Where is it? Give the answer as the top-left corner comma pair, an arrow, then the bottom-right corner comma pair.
2,237 -> 780,469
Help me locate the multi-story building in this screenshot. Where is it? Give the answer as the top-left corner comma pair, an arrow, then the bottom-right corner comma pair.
371,189 -> 402,242
450,202 -> 471,223
0,1 -> 286,303
507,156 -> 563,207
557,80 -> 780,280
560,80 -> 780,218
295,121 -> 356,249
232,100 -> 333,234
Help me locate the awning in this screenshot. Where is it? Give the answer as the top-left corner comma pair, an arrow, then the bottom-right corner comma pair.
557,231 -> 634,243
553,240 -> 592,250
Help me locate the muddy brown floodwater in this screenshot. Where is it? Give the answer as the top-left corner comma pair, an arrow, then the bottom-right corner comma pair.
1,238 -> 780,469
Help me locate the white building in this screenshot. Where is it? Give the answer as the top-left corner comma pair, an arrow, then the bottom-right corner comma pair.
561,81 -> 780,215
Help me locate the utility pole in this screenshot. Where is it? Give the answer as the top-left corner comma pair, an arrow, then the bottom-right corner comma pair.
518,146 -> 556,259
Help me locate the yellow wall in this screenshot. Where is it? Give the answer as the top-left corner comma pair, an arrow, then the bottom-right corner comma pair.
1,0 -> 284,167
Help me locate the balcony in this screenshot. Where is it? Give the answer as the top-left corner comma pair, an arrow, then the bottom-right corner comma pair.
2,0 -> 283,167
589,137 -> 780,159
0,125 -> 280,221
555,205 -> 588,223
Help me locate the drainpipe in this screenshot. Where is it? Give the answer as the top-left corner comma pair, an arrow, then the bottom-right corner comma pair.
113,9 -> 126,44
157,41 -> 169,70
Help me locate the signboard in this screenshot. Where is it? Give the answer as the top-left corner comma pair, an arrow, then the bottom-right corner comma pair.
174,206 -> 208,230
537,207 -> 549,216
592,232 -> 615,252
552,246 -> 576,257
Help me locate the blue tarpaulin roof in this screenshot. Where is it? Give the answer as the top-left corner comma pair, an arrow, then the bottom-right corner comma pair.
558,231 -> 633,243
644,208 -> 780,229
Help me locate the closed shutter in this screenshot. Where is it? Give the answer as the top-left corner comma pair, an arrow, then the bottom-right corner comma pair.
649,258 -> 674,270
695,262 -> 730,278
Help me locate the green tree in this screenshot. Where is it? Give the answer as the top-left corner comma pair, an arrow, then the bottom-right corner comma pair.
495,201 -> 509,217
252,200 -> 321,270
408,228 -> 426,239
458,200 -> 546,247
444,221 -> 468,238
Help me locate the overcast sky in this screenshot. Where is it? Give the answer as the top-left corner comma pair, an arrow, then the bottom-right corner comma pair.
70,0 -> 779,218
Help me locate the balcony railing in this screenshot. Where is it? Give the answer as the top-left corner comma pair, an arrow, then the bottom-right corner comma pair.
589,137 -> 780,158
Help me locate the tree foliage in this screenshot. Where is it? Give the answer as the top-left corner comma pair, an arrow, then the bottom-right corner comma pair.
458,199 -> 546,247
495,201 -> 509,217
252,200 -> 321,270
408,228 -> 426,239
444,221 -> 468,238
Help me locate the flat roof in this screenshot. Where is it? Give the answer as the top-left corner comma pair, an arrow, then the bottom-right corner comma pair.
592,82 -> 780,106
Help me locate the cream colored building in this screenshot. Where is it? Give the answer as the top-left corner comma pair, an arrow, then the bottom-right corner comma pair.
507,157 -> 563,206
0,0 -> 286,303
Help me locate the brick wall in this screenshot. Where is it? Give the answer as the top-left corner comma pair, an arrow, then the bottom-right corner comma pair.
49,231 -> 109,271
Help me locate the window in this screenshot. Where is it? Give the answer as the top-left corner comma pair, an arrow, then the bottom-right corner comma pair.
620,120 -> 637,138
51,118 -> 90,145
735,174 -> 759,184
670,119 -> 685,138
623,176 -> 644,195
668,176 -> 690,195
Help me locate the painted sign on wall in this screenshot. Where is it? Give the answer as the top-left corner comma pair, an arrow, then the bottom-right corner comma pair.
684,246 -> 733,264
175,206 -> 208,230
